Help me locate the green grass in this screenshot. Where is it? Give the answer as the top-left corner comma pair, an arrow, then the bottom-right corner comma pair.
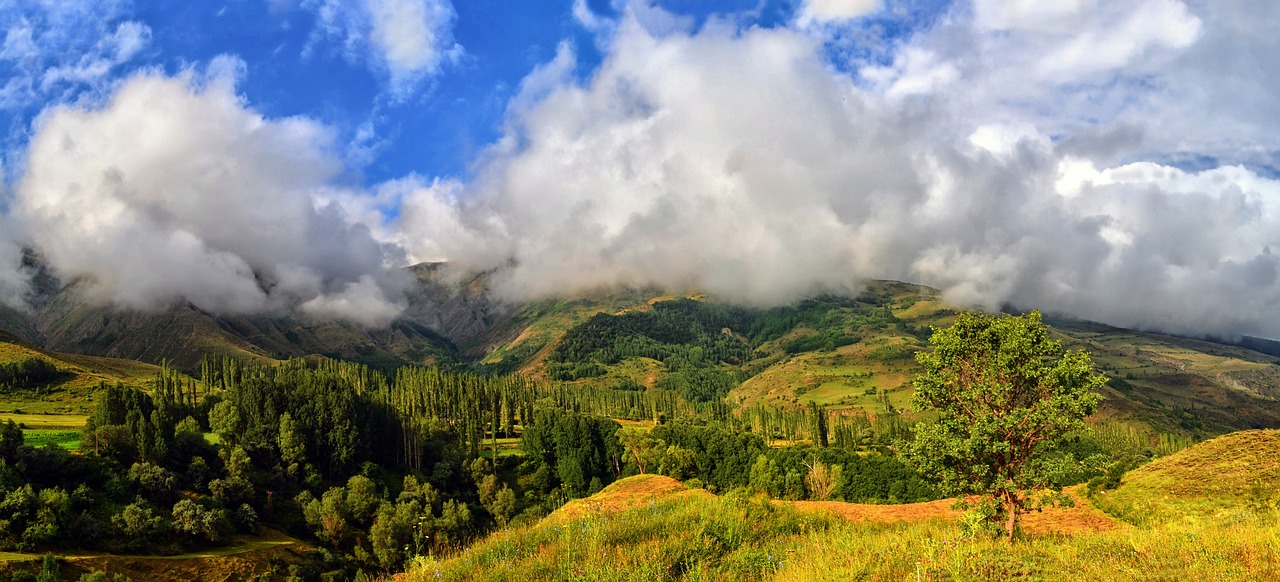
22,429 -> 80,450
1091,429 -> 1280,525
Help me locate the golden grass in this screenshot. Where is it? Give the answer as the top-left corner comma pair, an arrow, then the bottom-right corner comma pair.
1093,429 -> 1280,524
402,474 -> 1278,582
0,413 -> 88,429
783,486 -> 1121,536
548,474 -> 714,523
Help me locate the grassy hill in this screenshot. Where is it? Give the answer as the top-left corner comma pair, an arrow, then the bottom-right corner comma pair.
1091,429 -> 1280,524
0,332 -> 164,427
402,447 -> 1280,581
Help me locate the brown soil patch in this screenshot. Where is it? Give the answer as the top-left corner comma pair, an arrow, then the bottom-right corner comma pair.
549,474 -> 713,522
785,486 -> 1122,536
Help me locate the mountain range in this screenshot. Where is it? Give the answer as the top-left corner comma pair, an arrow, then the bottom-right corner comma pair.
2,259 -> 1278,437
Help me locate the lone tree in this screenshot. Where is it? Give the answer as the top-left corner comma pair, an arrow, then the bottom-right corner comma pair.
901,310 -> 1104,542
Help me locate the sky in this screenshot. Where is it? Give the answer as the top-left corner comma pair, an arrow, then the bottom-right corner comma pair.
2,0 -> 1280,339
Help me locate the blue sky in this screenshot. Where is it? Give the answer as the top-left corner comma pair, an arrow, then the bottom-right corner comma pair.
4,0 -> 1280,339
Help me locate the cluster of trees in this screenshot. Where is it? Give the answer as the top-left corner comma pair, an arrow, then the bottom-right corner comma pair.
0,357 -> 60,391
0,413 -> 253,555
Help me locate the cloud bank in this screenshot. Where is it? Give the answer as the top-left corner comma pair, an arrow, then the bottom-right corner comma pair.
393,1 -> 1280,339
3,0 -> 1280,342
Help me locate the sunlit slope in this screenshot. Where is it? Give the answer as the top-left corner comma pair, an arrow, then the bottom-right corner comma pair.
1052,320 -> 1280,432
402,470 -> 1275,582
0,334 -> 164,421
471,288 -> 688,377
400,475 -> 834,582
1091,429 -> 1280,524
470,280 -> 1280,435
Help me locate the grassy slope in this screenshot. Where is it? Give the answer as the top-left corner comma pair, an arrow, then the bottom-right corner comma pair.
734,285 -> 1280,436
405,455 -> 1280,582
475,289 -> 683,379
1092,429 -> 1280,524
0,335 -> 165,425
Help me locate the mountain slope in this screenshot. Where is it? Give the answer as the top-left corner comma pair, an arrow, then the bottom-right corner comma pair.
3,261 -> 1279,436
5,272 -> 463,371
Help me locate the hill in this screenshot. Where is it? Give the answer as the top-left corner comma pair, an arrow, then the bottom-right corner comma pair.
0,331 -> 165,425
1091,429 -> 1280,524
476,280 -> 1280,437
401,454 -> 1278,582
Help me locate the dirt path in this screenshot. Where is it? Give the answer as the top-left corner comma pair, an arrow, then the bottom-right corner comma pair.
784,487 -> 1124,535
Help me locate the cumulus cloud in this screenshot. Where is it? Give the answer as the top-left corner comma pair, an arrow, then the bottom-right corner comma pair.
12,67 -> 406,326
301,0 -> 462,98
2,0 -> 1278,342
0,160 -> 29,310
393,1 -> 1280,339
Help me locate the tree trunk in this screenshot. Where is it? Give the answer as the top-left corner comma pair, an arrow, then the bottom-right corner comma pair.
1004,494 -> 1018,543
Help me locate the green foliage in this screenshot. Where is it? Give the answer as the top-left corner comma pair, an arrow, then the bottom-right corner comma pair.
901,311 -> 1105,540
36,553 -> 61,582
171,499 -> 230,543
520,408 -> 623,498
0,357 -> 61,390
782,331 -> 858,355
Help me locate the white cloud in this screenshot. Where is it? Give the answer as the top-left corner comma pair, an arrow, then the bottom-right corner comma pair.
300,274 -> 403,327
796,0 -> 881,26
393,3 -> 1280,339
13,68 -> 405,325
301,0 -> 461,98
